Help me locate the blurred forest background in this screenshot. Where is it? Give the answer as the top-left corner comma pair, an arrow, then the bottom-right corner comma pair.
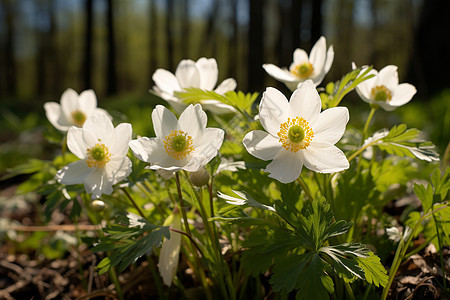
0,0 -> 449,173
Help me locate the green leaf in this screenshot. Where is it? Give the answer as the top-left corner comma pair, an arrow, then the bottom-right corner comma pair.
414,183 -> 433,212
356,252 -> 389,287
367,125 -> 440,162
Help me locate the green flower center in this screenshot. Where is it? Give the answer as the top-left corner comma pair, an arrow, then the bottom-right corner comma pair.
164,130 -> 194,160
291,62 -> 314,79
371,85 -> 392,102
288,125 -> 305,143
71,110 -> 87,127
86,142 -> 111,168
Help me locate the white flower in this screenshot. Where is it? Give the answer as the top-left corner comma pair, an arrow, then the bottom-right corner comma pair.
152,57 -> 237,114
56,114 -> 132,199
159,212 -> 182,287
263,36 -> 334,91
129,104 -> 224,172
353,63 -> 416,111
243,81 -> 349,183
44,88 -> 111,132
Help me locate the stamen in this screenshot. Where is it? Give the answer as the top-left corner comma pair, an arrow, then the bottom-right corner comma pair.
291,62 -> 314,79
164,130 -> 194,160
371,85 -> 392,102
86,143 -> 111,168
71,110 -> 87,127
278,117 -> 314,152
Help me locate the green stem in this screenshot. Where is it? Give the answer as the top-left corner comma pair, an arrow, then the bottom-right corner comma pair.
344,281 -> 356,300
174,173 -> 213,300
109,267 -> 124,300
296,177 -> 314,202
432,214 -> 448,292
146,256 -> 167,300
121,188 -> 146,220
362,107 -> 377,142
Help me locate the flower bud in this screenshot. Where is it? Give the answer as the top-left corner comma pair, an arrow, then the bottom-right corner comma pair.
189,168 -> 210,187
91,199 -> 106,212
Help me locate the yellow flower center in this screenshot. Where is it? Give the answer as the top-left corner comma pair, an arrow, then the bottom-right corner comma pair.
71,110 -> 87,127
371,85 -> 392,102
86,142 -> 111,168
291,62 -> 314,79
278,117 -> 314,152
163,130 -> 194,160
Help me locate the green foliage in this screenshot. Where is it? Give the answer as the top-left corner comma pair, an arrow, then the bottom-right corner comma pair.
174,87 -> 259,117
221,194 -> 388,298
321,67 -> 375,109
92,213 -> 170,274
366,124 -> 439,162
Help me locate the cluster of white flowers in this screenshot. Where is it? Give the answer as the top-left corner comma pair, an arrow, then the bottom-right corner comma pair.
45,36 -> 417,198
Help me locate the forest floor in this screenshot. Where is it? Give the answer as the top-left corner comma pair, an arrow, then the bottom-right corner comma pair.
0,183 -> 449,300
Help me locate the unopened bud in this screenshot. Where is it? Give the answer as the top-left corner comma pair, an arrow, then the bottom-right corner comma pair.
91,199 -> 106,212
189,168 -> 210,187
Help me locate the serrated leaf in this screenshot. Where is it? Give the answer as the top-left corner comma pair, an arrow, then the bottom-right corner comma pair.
356,252 -> 388,287
414,183 -> 433,212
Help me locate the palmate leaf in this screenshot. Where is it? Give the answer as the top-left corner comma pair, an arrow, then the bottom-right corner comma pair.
363,124 -> 439,162
356,252 -> 389,287
92,213 -> 170,274
174,87 -> 259,116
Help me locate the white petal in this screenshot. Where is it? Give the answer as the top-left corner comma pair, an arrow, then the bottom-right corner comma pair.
259,87 -> 289,136
200,100 -> 236,114
60,88 -> 80,122
323,45 -> 334,74
152,69 -> 181,95
159,213 -> 182,286
67,127 -> 92,159
309,36 -> 326,74
56,160 -> 92,185
78,89 -> 97,115
111,123 -> 132,157
175,59 -> 200,89
293,48 -> 309,65
129,137 -> 168,164
310,45 -> 334,86
312,107 -> 349,145
152,105 -> 178,138
44,102 -> 71,131
84,168 -> 113,199
196,57 -> 218,90
178,104 -> 207,141
83,114 -> 115,146
303,144 -> 349,173
263,64 -> 298,83
264,149 -> 303,183
390,83 -> 416,107
289,80 -> 321,121
215,78 -> 237,94
375,65 -> 398,90
355,67 -> 378,101
194,127 -> 225,162
106,156 -> 132,184
243,130 -> 280,161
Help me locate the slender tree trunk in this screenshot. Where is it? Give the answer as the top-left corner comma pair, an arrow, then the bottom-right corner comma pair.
49,0 -> 59,95
84,0 -> 93,90
181,0 -> 189,58
227,0 -> 238,79
149,0 -> 158,80
165,0 -> 175,70
248,0 -> 265,92
106,0 -> 117,95
3,0 -> 16,95
202,0 -> 220,58
310,0 -> 322,45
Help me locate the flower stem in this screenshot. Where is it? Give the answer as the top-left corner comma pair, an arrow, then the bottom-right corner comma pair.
121,188 -> 146,220
362,107 -> 377,142
296,177 -> 314,202
174,173 -> 213,300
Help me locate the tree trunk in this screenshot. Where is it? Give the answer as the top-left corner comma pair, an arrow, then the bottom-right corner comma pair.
227,0 -> 238,79
106,0 -> 117,95
3,0 -> 16,95
165,0 -> 175,70
310,0 -> 322,46
83,0 -> 93,90
181,0 -> 189,58
248,0 -> 265,92
149,0 -> 158,80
